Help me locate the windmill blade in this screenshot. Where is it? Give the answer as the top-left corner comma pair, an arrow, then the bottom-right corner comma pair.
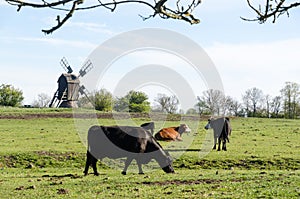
79,60 -> 93,77
78,85 -> 95,107
60,57 -> 73,74
49,91 -> 58,107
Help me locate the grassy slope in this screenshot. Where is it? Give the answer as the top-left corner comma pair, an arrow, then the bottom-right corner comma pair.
0,108 -> 299,198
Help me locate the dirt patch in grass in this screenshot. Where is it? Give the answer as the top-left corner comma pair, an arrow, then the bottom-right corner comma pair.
141,178 -> 244,186
0,112 -> 203,121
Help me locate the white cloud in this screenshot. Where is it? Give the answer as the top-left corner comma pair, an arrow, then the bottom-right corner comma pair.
16,37 -> 97,49
66,22 -> 116,35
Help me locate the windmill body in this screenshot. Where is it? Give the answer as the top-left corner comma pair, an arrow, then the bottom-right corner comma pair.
49,57 -> 93,108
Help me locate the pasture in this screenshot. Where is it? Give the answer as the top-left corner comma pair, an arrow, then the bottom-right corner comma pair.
0,108 -> 299,198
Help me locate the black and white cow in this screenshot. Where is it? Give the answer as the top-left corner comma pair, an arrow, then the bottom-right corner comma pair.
84,125 -> 174,176
204,117 -> 232,151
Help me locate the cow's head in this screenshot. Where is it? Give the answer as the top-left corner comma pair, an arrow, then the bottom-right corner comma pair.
204,118 -> 212,130
205,117 -> 231,134
179,124 -> 191,134
150,138 -> 175,173
161,155 -> 175,173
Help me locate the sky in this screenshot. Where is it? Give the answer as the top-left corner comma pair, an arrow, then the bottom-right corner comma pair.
1,0 -> 300,107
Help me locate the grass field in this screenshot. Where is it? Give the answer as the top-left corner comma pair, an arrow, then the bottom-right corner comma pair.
0,108 -> 299,198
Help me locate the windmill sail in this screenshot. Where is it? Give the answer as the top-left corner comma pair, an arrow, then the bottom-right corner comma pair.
60,57 -> 73,74
79,60 -> 93,77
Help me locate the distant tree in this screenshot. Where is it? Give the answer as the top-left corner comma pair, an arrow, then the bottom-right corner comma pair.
195,96 -> 206,116
114,90 -> 150,112
0,84 -> 24,107
242,93 -> 251,116
32,93 -> 51,107
280,82 -> 299,119
264,94 -> 272,118
224,96 -> 242,116
114,96 -> 129,112
242,87 -> 264,117
186,108 -> 197,115
154,94 -> 179,114
270,96 -> 282,118
92,89 -> 114,111
199,89 -> 225,116
154,94 -> 168,112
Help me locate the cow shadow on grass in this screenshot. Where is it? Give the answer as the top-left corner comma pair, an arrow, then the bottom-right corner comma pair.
166,149 -> 202,152
41,173 -> 83,179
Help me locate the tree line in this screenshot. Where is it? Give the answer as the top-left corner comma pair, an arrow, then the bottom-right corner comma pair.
1,81 -> 299,119
194,82 -> 300,119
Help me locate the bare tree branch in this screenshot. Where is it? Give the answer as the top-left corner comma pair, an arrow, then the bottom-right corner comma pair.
42,0 -> 83,34
242,0 -> 300,23
5,0 -> 201,34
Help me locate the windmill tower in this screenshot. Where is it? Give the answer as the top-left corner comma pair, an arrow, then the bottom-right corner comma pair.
49,57 -> 93,108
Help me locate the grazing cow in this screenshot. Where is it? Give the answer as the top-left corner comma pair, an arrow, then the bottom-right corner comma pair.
140,122 -> 155,135
204,117 -> 232,151
154,124 -> 191,141
84,125 -> 174,176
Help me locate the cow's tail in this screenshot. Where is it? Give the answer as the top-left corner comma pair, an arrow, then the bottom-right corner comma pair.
224,120 -> 230,143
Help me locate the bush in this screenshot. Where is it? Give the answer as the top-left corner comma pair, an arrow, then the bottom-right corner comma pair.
0,84 -> 24,107
114,90 -> 150,113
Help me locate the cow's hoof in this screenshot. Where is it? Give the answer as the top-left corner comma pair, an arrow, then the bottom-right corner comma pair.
121,171 -> 127,175
139,172 -> 145,175
94,172 -> 99,176
217,149 -> 221,151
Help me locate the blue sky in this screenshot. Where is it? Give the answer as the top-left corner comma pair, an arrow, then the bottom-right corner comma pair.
1,0 -> 300,106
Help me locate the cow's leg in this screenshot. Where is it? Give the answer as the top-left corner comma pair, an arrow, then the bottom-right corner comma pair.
83,151 -> 91,176
217,138 -> 221,151
222,141 -> 227,151
176,135 -> 183,141
136,158 -> 144,175
84,151 -> 99,176
89,152 -> 99,176
122,157 -> 133,175
91,159 -> 99,176
213,137 -> 217,150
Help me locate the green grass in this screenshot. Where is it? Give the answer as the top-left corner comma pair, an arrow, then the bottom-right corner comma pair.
0,106 -> 73,115
0,108 -> 299,198
0,168 -> 299,198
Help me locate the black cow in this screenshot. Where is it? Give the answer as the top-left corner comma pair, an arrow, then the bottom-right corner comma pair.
84,125 -> 174,176
204,117 -> 232,151
140,122 -> 155,135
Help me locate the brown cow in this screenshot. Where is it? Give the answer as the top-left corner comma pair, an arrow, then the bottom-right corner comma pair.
154,124 -> 191,141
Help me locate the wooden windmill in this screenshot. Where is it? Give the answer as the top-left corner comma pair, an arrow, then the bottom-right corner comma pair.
49,57 -> 93,108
